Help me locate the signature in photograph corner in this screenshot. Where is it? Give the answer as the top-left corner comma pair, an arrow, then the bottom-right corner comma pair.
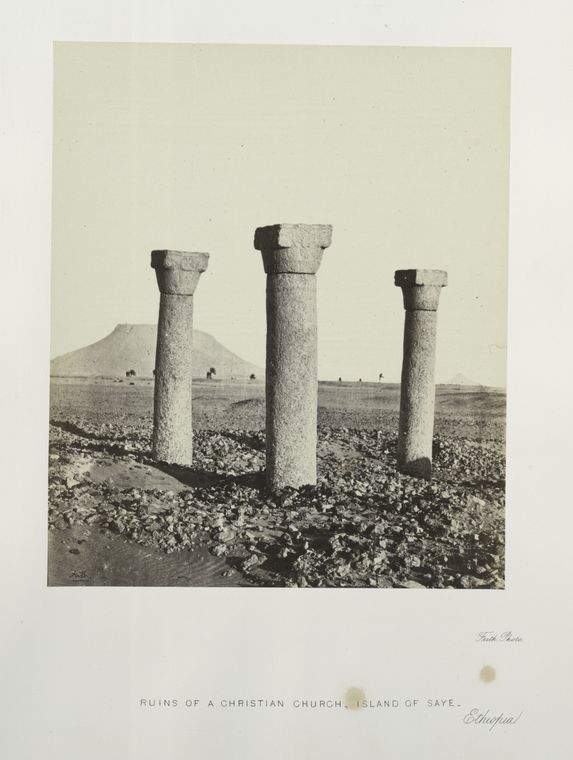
476,631 -> 523,643
69,569 -> 88,580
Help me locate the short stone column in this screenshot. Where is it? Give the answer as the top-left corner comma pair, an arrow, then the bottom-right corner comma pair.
395,269 -> 447,479
151,250 -> 209,465
254,224 -> 332,491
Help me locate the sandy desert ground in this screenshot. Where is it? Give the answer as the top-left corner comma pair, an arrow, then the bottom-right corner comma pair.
48,378 -> 505,588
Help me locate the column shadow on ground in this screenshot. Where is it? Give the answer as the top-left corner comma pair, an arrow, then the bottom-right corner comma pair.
50,420 -> 147,458
50,419 -> 266,492
152,462 -> 266,491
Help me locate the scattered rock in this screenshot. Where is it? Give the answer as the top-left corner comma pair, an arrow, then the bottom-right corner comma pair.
48,420 -> 505,589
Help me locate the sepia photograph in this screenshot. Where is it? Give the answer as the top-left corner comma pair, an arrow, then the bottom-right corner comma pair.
48,42 -> 509,588
4,2 -> 573,758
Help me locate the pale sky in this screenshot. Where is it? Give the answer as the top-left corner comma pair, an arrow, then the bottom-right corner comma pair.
51,43 -> 509,385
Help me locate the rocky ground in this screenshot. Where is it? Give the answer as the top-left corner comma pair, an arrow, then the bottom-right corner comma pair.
48,382 -> 505,588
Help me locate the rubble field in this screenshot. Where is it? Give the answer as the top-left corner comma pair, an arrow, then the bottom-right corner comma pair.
48,379 -> 505,588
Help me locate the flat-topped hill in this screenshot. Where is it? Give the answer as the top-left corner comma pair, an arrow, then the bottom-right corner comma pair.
51,324 -> 262,380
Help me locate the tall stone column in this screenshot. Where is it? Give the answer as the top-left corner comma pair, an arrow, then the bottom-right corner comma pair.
254,224 -> 332,492
151,250 -> 209,466
395,269 -> 447,479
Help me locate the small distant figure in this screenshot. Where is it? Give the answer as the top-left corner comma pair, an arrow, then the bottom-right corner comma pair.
206,366 -> 216,380
338,377 -> 342,382
358,378 -> 362,383
250,373 -> 256,381
378,373 -> 384,382
125,369 -> 136,378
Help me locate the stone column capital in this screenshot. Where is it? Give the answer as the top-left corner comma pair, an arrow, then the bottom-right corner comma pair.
151,250 -> 209,295
395,269 -> 447,311
254,223 -> 333,274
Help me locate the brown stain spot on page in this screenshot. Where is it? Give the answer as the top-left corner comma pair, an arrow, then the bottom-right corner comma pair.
480,665 -> 496,683
344,686 -> 366,710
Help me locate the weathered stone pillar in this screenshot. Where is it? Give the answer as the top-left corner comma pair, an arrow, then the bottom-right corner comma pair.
151,250 -> 209,465
254,224 -> 332,491
395,269 -> 447,479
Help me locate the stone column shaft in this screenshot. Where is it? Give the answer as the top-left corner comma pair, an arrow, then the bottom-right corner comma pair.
151,250 -> 209,465
266,273 -> 317,488
395,269 -> 447,479
255,224 -> 332,492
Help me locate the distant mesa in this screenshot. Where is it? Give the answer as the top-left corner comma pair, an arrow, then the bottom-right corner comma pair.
50,324 -> 263,380
446,373 -> 480,386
